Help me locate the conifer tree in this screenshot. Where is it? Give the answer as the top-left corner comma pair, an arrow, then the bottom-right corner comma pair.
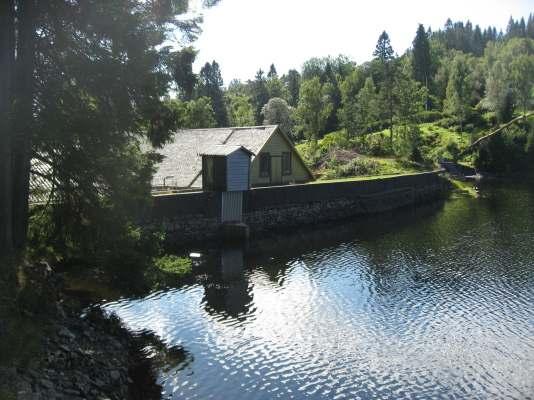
250,69 -> 270,124
198,61 -> 228,127
170,47 -> 198,101
284,69 -> 301,107
412,24 -> 432,109
373,31 -> 396,141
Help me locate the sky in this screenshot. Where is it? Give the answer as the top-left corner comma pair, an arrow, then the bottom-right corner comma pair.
184,0 -> 533,83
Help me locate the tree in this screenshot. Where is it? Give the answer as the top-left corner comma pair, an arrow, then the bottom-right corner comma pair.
339,69 -> 365,137
483,38 -> 534,121
373,31 -> 396,141
283,69 -> 301,107
250,69 -> 270,124
170,97 -> 217,129
412,24 -> 432,108
295,77 -> 333,140
227,94 -> 255,126
394,65 -> 428,127
198,61 -> 228,127
0,0 -> 15,258
261,97 -> 293,135
267,64 -> 278,78
0,0 -> 216,257
170,46 -> 198,101
444,53 -> 473,130
527,14 -> 534,39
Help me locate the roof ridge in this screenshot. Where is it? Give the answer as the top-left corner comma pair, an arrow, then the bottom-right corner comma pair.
221,128 -> 236,144
175,124 -> 278,132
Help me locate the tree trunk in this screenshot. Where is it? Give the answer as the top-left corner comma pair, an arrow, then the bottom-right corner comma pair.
12,0 -> 36,250
0,0 -> 15,255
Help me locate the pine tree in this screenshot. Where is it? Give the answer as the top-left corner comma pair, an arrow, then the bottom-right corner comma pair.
198,61 -> 228,127
170,47 -> 197,101
412,24 -> 432,108
472,25 -> 484,56
373,31 -> 396,141
527,14 -> 534,39
250,69 -> 270,124
284,69 -> 301,107
267,64 -> 278,78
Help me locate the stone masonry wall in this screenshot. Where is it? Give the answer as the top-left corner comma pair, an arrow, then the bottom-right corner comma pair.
147,172 -> 448,244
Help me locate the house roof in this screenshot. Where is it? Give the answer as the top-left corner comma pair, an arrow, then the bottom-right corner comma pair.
199,144 -> 254,157
150,125 -> 279,188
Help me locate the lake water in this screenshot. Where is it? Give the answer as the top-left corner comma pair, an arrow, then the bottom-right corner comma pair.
103,181 -> 534,399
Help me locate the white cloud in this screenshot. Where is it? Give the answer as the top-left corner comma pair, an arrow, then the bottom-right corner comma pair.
187,0 -> 533,83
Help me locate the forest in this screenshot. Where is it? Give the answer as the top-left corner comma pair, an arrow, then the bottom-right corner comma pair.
170,15 -> 534,179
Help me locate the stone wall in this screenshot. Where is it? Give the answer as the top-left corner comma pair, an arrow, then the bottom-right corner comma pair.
147,171 -> 448,244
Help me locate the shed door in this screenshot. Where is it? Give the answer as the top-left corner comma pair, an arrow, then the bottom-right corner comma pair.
221,191 -> 243,222
271,155 -> 282,185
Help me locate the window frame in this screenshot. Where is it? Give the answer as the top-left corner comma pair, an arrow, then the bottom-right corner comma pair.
259,152 -> 271,178
282,151 -> 292,176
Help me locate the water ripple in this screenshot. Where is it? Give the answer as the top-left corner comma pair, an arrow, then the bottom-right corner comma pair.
103,183 -> 534,399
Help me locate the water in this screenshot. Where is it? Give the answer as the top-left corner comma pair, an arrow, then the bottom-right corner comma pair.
103,181 -> 534,399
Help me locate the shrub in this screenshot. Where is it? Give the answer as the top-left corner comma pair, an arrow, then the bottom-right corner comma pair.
416,111 -> 443,123
394,126 -> 423,162
363,133 -> 394,156
322,157 -> 381,179
153,255 -> 192,276
475,124 -> 532,173
436,117 -> 457,129
319,131 -> 349,150
339,158 -> 380,176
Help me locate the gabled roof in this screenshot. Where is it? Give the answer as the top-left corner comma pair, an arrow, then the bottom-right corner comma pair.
150,125 -> 278,188
199,144 -> 254,157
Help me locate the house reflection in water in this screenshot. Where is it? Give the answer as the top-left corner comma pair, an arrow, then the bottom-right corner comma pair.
202,247 -> 253,320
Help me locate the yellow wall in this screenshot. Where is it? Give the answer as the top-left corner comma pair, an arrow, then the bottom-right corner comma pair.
250,131 -> 312,187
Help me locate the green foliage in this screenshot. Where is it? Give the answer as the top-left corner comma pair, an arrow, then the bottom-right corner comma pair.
475,122 -> 534,173
393,125 -> 424,162
339,73 -> 380,137
153,255 -> 192,276
226,94 -> 255,126
322,157 -> 381,179
412,24 -> 433,91
295,77 -> 333,140
393,63 -> 428,127
283,69 -> 301,107
169,47 -> 198,101
169,97 -> 217,129
416,110 -> 443,123
360,132 -> 394,156
197,61 -> 228,127
261,97 -> 294,134
483,38 -> 534,121
444,52 -> 475,129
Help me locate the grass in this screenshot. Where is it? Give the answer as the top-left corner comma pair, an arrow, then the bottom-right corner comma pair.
449,177 -> 479,198
311,173 -> 417,184
296,122 -> 478,183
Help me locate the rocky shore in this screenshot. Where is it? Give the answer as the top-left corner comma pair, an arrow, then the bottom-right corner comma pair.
0,262 -> 162,400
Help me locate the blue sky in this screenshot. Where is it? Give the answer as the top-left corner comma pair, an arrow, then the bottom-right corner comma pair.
183,0 -> 533,83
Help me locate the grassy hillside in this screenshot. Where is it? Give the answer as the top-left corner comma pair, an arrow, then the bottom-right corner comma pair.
295,122 -> 474,181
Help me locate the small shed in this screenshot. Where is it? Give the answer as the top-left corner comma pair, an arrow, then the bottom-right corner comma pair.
199,145 -> 254,192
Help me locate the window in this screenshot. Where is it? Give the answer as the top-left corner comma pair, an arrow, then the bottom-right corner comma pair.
259,153 -> 271,178
282,152 -> 292,175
